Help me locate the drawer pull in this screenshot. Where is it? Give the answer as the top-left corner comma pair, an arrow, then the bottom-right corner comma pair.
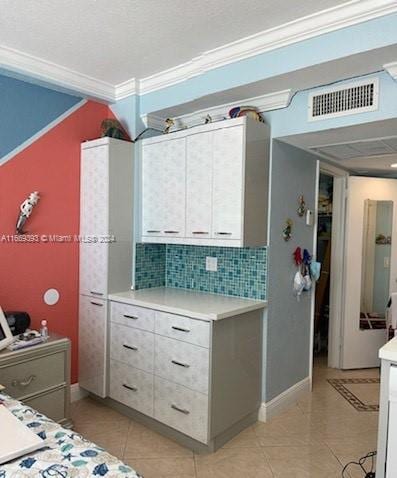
171,326 -> 190,333
122,384 -> 138,392
123,314 -> 138,320
123,344 -> 138,351
90,301 -> 104,306
171,359 -> 190,368
146,230 -> 160,233
164,230 -> 179,234
215,232 -> 232,236
90,290 -> 104,296
192,231 -> 209,235
12,375 -> 36,388
171,404 -> 190,415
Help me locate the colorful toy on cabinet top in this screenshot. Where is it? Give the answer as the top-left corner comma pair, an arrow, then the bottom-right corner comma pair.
283,218 -> 293,241
16,191 -> 40,234
163,118 -> 175,134
297,195 -> 306,217
100,118 -> 129,140
228,106 -> 264,122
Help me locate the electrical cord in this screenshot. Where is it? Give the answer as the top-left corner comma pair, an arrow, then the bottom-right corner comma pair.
341,451 -> 377,477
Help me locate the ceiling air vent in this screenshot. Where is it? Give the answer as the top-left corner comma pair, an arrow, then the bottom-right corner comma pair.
308,79 -> 379,121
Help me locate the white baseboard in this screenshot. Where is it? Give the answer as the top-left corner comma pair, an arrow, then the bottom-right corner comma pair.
258,376 -> 311,422
70,383 -> 88,402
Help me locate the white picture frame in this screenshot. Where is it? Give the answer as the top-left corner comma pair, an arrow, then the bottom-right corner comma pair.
0,307 -> 14,351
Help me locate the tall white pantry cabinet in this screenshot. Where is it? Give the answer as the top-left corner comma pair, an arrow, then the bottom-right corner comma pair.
79,137 -> 134,398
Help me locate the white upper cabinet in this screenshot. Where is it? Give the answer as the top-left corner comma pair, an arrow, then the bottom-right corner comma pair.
186,131 -> 213,239
141,117 -> 269,247
80,138 -> 134,297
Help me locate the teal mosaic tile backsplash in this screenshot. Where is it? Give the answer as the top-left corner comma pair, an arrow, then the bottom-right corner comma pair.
135,243 -> 166,289
135,243 -> 267,300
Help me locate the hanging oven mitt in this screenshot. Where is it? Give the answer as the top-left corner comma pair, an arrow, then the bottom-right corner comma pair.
293,247 -> 304,300
302,249 -> 312,291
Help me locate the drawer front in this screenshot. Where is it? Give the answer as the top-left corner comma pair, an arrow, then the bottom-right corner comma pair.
111,323 -> 154,373
111,302 -> 155,332
110,360 -> 153,417
25,387 -> 66,423
155,335 -> 209,393
0,352 -> 65,400
154,377 -> 208,443
155,311 -> 210,348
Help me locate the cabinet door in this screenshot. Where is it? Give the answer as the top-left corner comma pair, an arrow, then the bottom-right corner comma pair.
162,138 -> 186,238
212,126 -> 244,240
186,132 -> 213,239
79,295 -> 107,398
80,145 -> 109,296
142,142 -> 165,237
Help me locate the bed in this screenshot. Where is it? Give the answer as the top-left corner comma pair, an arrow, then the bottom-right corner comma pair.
0,393 -> 142,477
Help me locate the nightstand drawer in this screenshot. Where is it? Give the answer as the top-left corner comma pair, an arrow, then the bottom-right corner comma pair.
155,311 -> 210,348
111,302 -> 155,332
0,351 -> 65,399
155,335 -> 209,393
154,376 -> 208,443
25,387 -> 66,423
110,322 -> 154,373
110,360 -> 153,417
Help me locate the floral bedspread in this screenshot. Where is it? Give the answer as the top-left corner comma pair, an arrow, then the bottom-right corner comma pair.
0,394 -> 142,477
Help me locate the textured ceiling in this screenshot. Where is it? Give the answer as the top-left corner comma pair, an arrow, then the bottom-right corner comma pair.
0,0 -> 349,84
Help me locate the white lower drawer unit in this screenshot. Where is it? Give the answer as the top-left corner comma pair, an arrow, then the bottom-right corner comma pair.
155,335 -> 209,393
109,360 -> 153,417
154,376 -> 208,443
111,322 -> 154,373
111,302 -> 155,332
155,311 -> 210,348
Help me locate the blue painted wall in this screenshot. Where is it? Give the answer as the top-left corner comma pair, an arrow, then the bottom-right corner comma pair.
0,74 -> 82,159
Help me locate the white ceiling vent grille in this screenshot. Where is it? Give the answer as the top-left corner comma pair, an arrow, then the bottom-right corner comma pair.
308,79 -> 379,121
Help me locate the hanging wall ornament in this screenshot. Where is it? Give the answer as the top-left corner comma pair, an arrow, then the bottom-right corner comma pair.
297,195 -> 306,217
283,219 -> 293,241
16,191 -> 40,234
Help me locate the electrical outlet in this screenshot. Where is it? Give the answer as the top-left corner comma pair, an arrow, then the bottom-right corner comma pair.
206,256 -> 218,272
384,257 -> 390,268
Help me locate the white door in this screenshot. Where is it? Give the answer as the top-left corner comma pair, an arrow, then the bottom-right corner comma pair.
212,125 -> 244,240
186,131 -> 213,239
142,141 -> 165,237
79,295 -> 108,397
342,177 -> 397,369
80,144 -> 109,297
162,138 -> 186,238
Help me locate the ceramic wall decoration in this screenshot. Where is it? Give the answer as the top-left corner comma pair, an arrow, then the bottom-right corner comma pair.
297,195 -> 306,217
283,218 -> 293,241
16,191 -> 40,234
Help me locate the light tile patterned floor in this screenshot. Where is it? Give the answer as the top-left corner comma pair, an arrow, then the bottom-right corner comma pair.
71,358 -> 380,478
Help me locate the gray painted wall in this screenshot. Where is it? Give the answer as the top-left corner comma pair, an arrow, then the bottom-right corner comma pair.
265,140 -> 318,401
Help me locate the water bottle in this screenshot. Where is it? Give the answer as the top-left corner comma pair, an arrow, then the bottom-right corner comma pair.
40,320 -> 49,340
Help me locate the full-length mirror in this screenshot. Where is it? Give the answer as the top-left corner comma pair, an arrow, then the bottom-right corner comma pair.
360,199 -> 393,330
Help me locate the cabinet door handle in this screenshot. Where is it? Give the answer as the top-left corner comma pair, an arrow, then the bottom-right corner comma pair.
12,375 -> 36,388
123,344 -> 138,351
123,314 -> 138,320
90,301 -> 104,306
192,231 -> 209,235
215,232 -> 232,236
164,230 -> 179,234
171,404 -> 190,415
146,230 -> 160,233
122,384 -> 138,392
171,360 -> 190,368
90,291 -> 104,296
171,326 -> 190,333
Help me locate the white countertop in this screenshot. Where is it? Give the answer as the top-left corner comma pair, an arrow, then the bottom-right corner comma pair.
108,287 -> 267,321
380,336 -> 397,362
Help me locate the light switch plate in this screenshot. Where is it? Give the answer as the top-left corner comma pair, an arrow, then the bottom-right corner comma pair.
206,256 -> 218,272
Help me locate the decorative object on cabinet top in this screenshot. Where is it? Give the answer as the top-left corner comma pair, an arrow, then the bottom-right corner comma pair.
100,118 -> 129,140
108,287 -> 266,321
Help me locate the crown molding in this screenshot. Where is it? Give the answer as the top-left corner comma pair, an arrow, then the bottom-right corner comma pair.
114,78 -> 138,100
142,89 -> 292,132
384,61 -> 397,80
0,45 -> 115,101
139,0 -> 397,95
